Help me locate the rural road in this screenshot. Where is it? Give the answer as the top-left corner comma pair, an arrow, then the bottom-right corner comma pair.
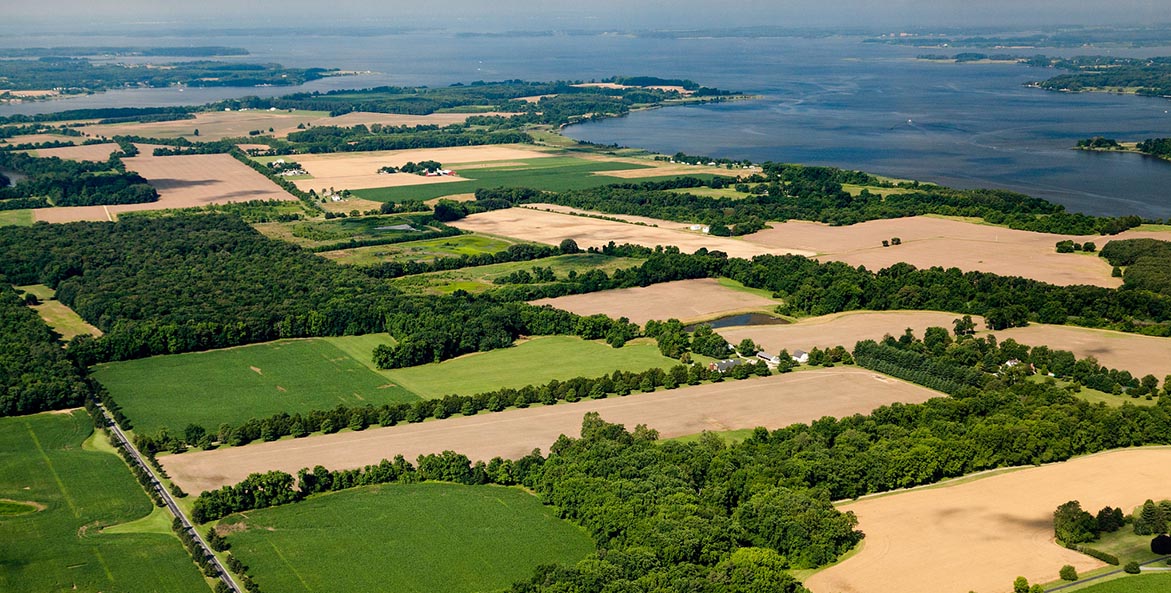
95,401 -> 243,593
1045,556 -> 1171,592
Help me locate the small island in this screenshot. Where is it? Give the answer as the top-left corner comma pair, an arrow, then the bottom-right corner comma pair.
1076,136 -> 1171,162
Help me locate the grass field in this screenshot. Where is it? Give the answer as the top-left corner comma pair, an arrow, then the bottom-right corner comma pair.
1066,573 -> 1171,593
218,482 -> 593,593
0,410 -> 208,593
0,208 -> 34,226
16,284 -> 102,340
318,233 -> 519,265
391,252 -> 644,294
253,214 -> 432,249
351,156 -> 657,202
383,335 -> 679,398
92,338 -> 421,434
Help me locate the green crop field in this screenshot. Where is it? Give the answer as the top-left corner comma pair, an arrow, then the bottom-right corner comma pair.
383,335 -> 678,398
351,156 -> 688,202
1068,573 -> 1171,593
218,482 -> 593,593
392,252 -> 645,294
0,411 -> 209,593
0,209 -> 34,226
254,214 -> 432,249
92,338 -> 420,434
319,233 -> 518,266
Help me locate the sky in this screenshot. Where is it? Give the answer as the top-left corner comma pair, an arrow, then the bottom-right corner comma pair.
2,0 -> 1169,33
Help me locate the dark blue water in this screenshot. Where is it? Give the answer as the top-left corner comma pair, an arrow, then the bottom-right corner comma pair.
3,32 -> 1170,217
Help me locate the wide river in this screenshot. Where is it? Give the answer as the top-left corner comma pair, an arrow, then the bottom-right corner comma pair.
2,31 -> 1170,217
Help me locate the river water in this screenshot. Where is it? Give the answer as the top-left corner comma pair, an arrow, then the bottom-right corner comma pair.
2,31 -> 1170,217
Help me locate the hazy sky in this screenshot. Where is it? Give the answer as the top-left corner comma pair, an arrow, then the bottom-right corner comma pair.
3,0 -> 1169,32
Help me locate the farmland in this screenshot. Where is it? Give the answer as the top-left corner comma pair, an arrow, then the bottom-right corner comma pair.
253,213 -> 442,249
217,482 -> 593,593
718,310 -> 983,355
28,142 -> 121,161
162,366 -> 943,493
384,335 -> 678,397
34,152 -> 297,223
531,277 -> 781,325
451,207 -> 814,259
317,233 -> 518,265
92,337 -> 420,435
392,252 -> 645,294
803,447 -> 1171,593
991,323 -> 1171,381
14,284 -> 102,340
0,410 -> 208,593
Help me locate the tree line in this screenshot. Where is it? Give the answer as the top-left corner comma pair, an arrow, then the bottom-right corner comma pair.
0,285 -> 89,416
0,149 -> 158,208
1101,238 -> 1171,296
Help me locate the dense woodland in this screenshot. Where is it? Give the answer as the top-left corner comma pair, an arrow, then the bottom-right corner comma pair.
0,285 -> 88,416
1100,238 -> 1171,296
0,149 -> 158,208
1137,138 -> 1171,159
1029,55 -> 1171,96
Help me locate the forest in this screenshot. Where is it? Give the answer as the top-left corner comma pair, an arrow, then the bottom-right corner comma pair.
0,57 -> 336,92
0,285 -> 89,416
1137,137 -> 1171,159
0,149 -> 158,208
1030,55 -> 1171,96
1100,238 -> 1171,295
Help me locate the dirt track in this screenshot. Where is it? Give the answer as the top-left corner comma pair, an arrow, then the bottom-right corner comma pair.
531,278 -> 779,325
162,367 -> 941,494
805,447 -> 1171,593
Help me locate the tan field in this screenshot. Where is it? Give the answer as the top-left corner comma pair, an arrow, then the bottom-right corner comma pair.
78,110 -> 517,142
161,366 -> 942,494
594,162 -> 738,179
531,278 -> 779,325
1,134 -> 76,146
805,447 -> 1171,593
572,82 -> 694,95
990,323 -> 1171,380
288,145 -> 555,192
34,153 -> 296,223
719,311 -> 984,353
747,217 -> 1135,287
450,208 -> 815,259
30,142 -> 121,162
525,203 -> 697,229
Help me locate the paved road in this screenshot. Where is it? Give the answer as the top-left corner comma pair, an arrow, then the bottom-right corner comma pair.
1046,555 -> 1171,592
95,402 -> 243,593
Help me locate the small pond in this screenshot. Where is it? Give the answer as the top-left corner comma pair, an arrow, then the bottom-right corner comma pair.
684,312 -> 790,331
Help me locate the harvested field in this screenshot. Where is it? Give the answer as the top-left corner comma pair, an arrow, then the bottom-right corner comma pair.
0,133 -> 76,146
321,110 -> 515,128
747,217 -> 1129,287
990,323 -> 1171,380
285,145 -> 555,192
525,203 -> 697,228
531,278 -> 780,325
719,311 -> 984,354
76,110 -> 328,141
33,153 -> 296,223
804,447 -> 1171,593
162,366 -> 941,493
450,207 -> 815,259
29,142 -> 120,161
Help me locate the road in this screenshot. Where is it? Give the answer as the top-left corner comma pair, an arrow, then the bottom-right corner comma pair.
95,402 -> 243,593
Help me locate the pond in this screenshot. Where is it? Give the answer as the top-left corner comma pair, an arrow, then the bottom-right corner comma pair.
684,312 -> 790,331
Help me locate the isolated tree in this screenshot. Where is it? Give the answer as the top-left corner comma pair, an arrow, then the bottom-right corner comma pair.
1059,565 -> 1078,581
1054,500 -> 1098,544
737,338 -> 759,357
1152,534 -> 1171,555
192,129 -> 199,136
1013,576 -> 1030,593
953,315 -> 977,336
558,238 -> 580,254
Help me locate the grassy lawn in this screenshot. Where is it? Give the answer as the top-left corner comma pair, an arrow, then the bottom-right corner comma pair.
841,183 -> 913,197
351,156 -> 662,202
391,253 -> 645,294
0,208 -> 34,226
0,411 -> 209,593
382,335 -> 680,399
319,233 -> 519,266
253,214 -> 432,249
667,186 -> 751,199
92,338 -> 421,434
219,482 -> 593,593
1091,526 -> 1168,565
1026,376 -> 1157,408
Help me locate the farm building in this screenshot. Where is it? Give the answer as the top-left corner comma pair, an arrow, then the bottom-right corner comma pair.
791,350 -> 810,364
756,351 -> 781,365
708,359 -> 744,373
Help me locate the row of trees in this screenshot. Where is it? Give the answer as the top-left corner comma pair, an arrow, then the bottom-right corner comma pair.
358,241 -> 569,279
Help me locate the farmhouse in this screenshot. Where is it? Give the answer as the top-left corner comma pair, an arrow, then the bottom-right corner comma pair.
708,359 -> 744,373
791,350 -> 810,364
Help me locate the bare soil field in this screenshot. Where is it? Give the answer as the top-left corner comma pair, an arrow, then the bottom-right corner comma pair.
531,278 -> 780,325
30,142 -> 120,161
720,311 -> 985,354
162,366 -> 941,494
805,447 -> 1171,593
450,208 -> 815,259
524,203 -> 697,228
34,153 -> 295,223
288,145 -> 555,192
78,110 -> 515,142
747,217 -> 1132,287
1,134 -> 76,146
990,324 -> 1171,380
